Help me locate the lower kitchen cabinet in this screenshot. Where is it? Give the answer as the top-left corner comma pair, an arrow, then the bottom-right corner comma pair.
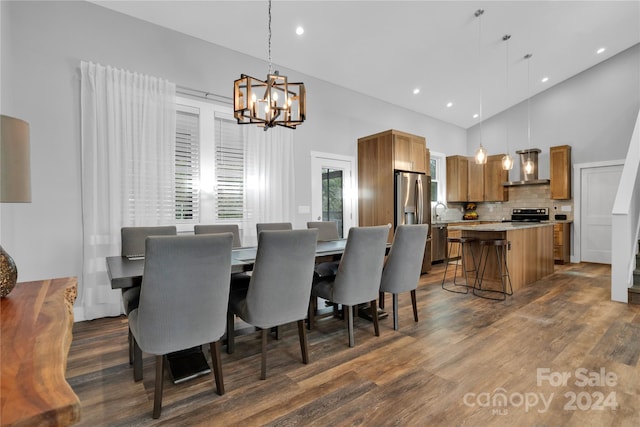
554,222 -> 571,264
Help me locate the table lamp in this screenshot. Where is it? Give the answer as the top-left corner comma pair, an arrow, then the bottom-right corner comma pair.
1,115 -> 31,297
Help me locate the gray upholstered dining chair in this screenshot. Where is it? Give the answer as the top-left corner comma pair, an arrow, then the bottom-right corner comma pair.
195,224 -> 242,248
129,233 -> 233,419
195,223 -> 251,291
307,221 -> 340,241
256,222 -> 292,234
121,226 -> 176,364
379,224 -> 429,331
307,221 -> 341,278
226,229 -> 318,380
308,225 -> 389,347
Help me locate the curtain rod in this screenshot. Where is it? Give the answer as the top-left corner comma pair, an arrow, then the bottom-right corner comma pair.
176,85 -> 232,105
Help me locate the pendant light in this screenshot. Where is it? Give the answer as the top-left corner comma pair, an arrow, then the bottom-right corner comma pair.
233,0 -> 306,130
501,34 -> 514,171
474,9 -> 487,165
523,53 -> 535,174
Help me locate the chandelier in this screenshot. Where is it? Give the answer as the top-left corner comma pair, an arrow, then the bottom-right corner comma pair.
233,0 -> 306,130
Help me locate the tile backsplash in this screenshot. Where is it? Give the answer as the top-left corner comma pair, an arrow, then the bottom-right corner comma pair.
443,184 -> 574,221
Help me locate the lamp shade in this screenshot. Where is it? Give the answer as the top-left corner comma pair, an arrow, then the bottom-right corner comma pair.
1,115 -> 31,203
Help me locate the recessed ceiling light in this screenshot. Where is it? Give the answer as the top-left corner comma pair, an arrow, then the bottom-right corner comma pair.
413,88 -> 420,95
597,47 -> 606,54
473,113 -> 479,119
446,102 -> 453,108
541,77 -> 549,83
296,26 -> 304,36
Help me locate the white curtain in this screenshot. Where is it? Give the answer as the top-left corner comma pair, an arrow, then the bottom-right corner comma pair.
80,61 -> 176,320
242,126 -> 295,246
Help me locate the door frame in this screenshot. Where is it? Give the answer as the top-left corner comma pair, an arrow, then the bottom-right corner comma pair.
309,151 -> 356,236
573,159 -> 624,263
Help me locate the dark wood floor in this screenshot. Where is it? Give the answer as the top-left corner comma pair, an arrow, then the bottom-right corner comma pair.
67,262 -> 640,426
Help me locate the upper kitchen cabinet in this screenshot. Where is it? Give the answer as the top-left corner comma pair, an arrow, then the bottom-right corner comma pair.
550,145 -> 571,199
447,154 -> 508,202
446,156 -> 469,202
386,130 -> 427,173
484,155 -> 509,202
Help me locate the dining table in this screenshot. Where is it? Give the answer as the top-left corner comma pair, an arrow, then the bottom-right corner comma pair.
106,238 -> 363,383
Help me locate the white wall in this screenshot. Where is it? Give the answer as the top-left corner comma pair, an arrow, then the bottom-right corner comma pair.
467,43 -> 640,183
0,1 -> 466,285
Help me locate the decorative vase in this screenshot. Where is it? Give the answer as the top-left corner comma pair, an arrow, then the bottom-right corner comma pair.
0,245 -> 18,297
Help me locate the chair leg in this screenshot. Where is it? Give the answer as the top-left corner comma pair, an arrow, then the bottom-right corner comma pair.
128,328 -> 134,365
307,296 -> 316,330
226,310 -> 235,354
152,355 -> 164,419
209,341 -> 224,395
379,291 -> 385,309
371,300 -> 380,337
260,328 -> 268,380
392,294 -> 399,331
133,336 -> 143,382
297,319 -> 309,364
410,289 -> 419,323
346,305 -> 355,347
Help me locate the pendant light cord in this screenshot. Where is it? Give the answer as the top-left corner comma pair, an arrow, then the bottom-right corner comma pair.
476,9 -> 484,142
504,35 -> 510,153
268,0 -> 273,75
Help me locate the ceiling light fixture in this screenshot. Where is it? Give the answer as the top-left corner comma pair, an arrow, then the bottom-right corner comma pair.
296,26 -> 304,35
501,34 -> 514,171
233,0 -> 306,130
473,8 -> 487,165
541,77 -> 549,83
473,113 -> 479,119
523,53 -> 535,175
446,102 -> 453,108
597,47 -> 606,54
413,88 -> 420,95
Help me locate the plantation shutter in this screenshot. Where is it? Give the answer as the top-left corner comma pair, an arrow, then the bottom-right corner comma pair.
175,109 -> 200,221
215,116 -> 244,219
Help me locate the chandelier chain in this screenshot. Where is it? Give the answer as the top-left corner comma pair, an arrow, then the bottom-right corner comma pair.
268,0 -> 272,74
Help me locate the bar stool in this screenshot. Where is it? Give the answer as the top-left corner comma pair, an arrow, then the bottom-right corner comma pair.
441,236 -> 478,294
474,239 -> 513,301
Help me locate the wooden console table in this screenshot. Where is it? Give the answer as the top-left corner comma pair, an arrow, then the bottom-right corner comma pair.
1,277 -> 81,426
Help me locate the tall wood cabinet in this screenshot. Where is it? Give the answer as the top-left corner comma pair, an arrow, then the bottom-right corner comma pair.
446,154 -> 508,202
550,145 -> 571,199
358,129 -> 427,243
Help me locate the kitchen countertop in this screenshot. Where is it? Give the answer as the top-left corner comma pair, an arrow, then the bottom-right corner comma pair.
432,219 -> 573,225
447,222 -> 554,232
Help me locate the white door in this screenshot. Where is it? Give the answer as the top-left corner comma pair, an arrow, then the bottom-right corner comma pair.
580,164 -> 623,263
310,152 -> 355,238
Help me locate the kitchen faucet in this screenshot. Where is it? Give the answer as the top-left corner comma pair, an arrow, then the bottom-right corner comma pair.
434,201 -> 447,222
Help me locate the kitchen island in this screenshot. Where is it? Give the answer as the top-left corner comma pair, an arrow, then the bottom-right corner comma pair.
447,222 -> 554,292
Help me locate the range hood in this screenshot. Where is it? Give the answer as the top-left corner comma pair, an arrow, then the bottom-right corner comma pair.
503,148 -> 550,186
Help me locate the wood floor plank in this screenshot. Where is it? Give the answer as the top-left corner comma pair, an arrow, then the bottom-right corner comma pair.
66,262 -> 640,426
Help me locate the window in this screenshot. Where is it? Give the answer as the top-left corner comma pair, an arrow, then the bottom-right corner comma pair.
175,97 -> 244,225
175,108 -> 200,221
430,151 -> 446,203
214,116 -> 245,220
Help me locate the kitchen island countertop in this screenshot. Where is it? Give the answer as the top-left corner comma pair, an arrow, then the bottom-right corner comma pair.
448,222 -> 553,232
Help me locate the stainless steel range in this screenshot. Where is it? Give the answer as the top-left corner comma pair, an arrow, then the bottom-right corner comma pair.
504,207 -> 549,222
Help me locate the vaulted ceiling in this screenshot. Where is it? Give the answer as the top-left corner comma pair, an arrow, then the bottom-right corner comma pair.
92,1 -> 640,129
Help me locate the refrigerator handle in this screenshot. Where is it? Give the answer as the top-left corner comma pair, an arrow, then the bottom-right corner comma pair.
416,178 -> 424,224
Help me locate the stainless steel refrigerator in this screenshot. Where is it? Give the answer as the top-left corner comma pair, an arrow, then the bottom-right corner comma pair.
394,171 -> 432,273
